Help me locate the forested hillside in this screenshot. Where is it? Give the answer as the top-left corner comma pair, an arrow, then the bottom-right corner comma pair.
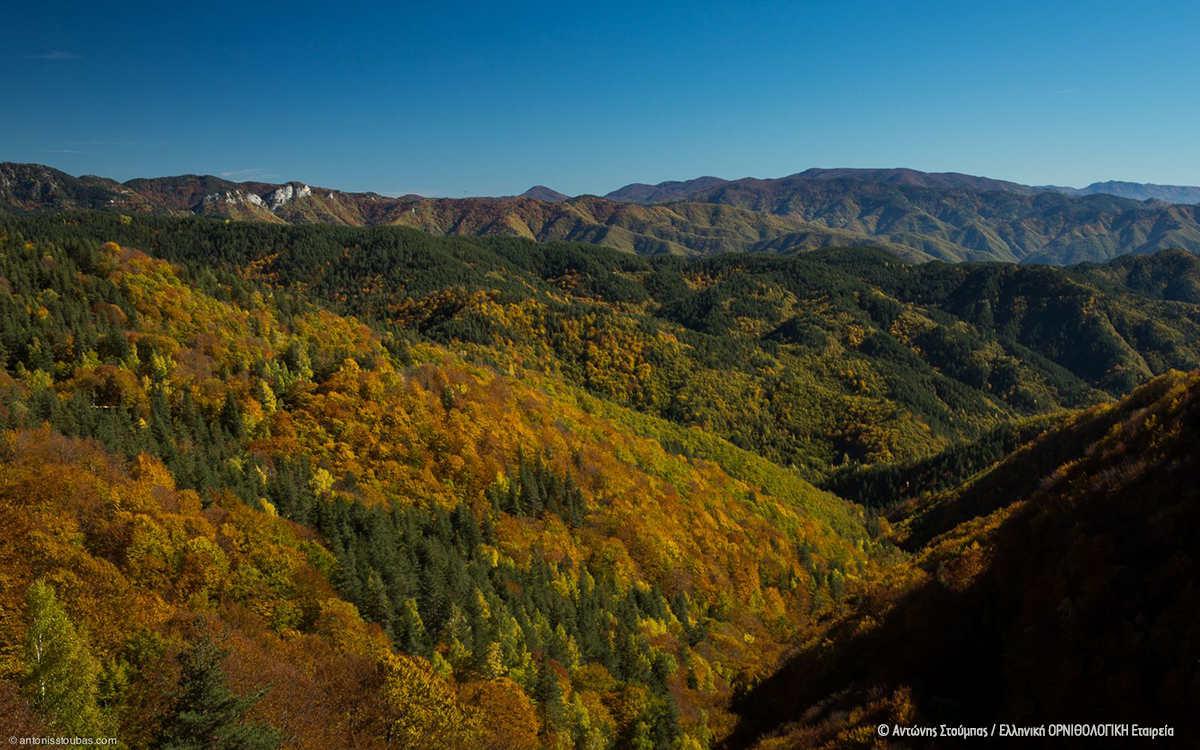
8,213 -> 1200,478
1,211 -> 1196,748
0,214 -> 884,748
8,0 -> 1198,744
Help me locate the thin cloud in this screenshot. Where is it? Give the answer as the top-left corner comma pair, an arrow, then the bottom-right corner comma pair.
1054,88 -> 1079,94
64,140 -> 151,147
27,51 -> 80,60
220,168 -> 274,178
46,149 -> 96,154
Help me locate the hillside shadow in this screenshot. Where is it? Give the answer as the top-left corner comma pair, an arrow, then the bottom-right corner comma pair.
725,434 -> 1200,748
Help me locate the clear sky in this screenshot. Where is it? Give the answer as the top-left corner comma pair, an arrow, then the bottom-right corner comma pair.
4,1 -> 1198,196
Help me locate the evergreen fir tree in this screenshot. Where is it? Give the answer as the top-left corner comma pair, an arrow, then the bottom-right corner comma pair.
220,392 -> 244,440
535,655 -> 567,727
361,571 -> 395,637
155,628 -> 279,750
396,598 -> 432,657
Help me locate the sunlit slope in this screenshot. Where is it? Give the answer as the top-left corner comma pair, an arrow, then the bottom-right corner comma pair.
0,225 -> 877,746
9,214 -> 1200,482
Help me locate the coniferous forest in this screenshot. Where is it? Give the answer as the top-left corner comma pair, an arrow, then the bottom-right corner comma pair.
0,208 -> 1196,747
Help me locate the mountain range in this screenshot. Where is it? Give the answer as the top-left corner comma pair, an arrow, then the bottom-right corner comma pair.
3,162 -> 1200,267
600,169 -> 1200,205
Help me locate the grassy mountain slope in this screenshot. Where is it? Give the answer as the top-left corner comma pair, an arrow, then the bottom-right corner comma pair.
351,194 -> 930,260
728,370 -> 1200,747
0,163 -> 919,260
683,175 -> 1200,264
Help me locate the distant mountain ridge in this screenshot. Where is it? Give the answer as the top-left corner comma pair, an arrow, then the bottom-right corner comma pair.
4,161 -> 1200,265
1039,180 -> 1200,204
637,170 -> 1200,264
604,169 -> 1200,205
0,162 -> 932,261
603,168 -> 1035,203
602,175 -> 731,203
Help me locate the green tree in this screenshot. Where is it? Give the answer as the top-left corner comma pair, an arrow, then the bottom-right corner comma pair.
396,598 -> 432,657
155,629 -> 279,750
22,580 -> 102,736
361,571 -> 395,637
535,656 -> 567,727
220,392 -> 245,440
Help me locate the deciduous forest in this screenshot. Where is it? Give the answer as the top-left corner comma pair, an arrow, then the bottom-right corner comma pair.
0,212 -> 1196,748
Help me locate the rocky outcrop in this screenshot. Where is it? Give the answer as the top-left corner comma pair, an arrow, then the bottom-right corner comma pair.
266,182 -> 312,210
203,190 -> 266,207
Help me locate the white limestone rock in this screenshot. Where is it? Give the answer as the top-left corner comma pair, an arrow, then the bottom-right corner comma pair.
201,190 -> 265,208
266,182 -> 312,210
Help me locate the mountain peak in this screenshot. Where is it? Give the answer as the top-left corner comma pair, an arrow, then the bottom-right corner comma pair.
603,176 -> 730,204
519,185 -> 570,202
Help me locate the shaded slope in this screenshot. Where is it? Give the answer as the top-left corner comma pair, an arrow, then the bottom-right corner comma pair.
728,371 -> 1200,747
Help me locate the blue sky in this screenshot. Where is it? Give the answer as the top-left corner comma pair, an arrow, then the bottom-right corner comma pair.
4,1 -> 1198,196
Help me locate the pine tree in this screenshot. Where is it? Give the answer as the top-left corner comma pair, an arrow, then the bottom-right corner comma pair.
450,502 -> 481,552
535,656 -> 567,728
519,455 -> 542,517
564,472 -> 586,527
155,628 -> 279,750
362,571 -> 395,637
22,580 -> 102,736
220,391 -> 245,440
477,641 -> 506,680
442,604 -> 473,674
396,598 -> 432,657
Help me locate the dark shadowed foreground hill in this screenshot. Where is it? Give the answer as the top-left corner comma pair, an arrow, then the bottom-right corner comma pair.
727,370 -> 1200,748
